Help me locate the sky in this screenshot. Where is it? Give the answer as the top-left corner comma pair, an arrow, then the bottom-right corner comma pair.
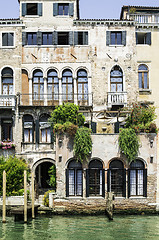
0,0 -> 159,19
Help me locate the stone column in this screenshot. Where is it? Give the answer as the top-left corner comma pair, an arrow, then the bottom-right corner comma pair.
83,169 -> 86,198
88,76 -> 92,106
29,78 -> 32,105
74,78 -> 77,105
44,77 -> 47,106
59,78 -> 62,105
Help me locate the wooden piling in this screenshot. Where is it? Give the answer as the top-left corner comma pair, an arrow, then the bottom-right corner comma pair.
106,192 -> 114,220
31,172 -> 35,219
24,170 -> 27,223
2,171 -> 6,223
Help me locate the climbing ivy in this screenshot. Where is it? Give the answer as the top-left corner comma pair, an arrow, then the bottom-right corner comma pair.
47,165 -> 56,189
119,128 -> 139,163
73,127 -> 92,162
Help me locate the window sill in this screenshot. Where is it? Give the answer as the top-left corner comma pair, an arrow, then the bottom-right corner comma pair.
68,197 -> 83,199
114,197 -> 125,199
129,196 -> 146,199
1,46 -> 15,49
87,196 -> 104,199
108,45 -> 125,47
22,15 -> 40,18
139,89 -> 152,95
136,44 -> 151,46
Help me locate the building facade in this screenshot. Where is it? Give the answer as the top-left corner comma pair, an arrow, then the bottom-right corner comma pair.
0,1 -> 158,212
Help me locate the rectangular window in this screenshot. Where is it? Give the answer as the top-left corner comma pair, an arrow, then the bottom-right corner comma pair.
58,32 -> 69,45
106,31 -> 126,46
136,32 -> 151,45
27,33 -> 37,45
58,4 -> 69,15
42,33 -> 53,45
26,3 -> 38,15
1,119 -> 12,141
2,33 -> 14,47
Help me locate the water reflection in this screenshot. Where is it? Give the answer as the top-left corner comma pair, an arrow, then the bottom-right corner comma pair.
0,215 -> 159,240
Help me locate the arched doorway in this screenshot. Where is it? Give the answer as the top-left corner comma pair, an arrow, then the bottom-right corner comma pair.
33,159 -> 56,195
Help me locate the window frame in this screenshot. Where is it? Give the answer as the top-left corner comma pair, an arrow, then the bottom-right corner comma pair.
58,3 -> 69,16
39,115 -> 51,143
57,32 -> 69,45
138,64 -> 149,90
1,32 -> 15,48
47,70 -> 59,104
62,69 -> 74,102
23,115 -> 34,143
1,119 -> 13,142
110,65 -> 123,92
26,32 -> 37,46
1,67 -> 14,95
32,70 -> 44,103
77,69 -> 88,105
42,32 -> 53,46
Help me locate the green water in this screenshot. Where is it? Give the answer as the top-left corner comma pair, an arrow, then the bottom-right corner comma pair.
0,215 -> 159,240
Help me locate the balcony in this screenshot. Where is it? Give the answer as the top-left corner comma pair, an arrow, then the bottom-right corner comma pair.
129,14 -> 159,24
18,93 -> 93,107
107,92 -> 127,108
0,95 -> 16,109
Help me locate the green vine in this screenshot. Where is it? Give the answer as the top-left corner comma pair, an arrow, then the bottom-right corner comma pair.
73,127 -> 92,162
119,128 -> 139,163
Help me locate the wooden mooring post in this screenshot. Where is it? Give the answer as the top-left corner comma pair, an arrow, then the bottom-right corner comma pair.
106,192 -> 114,220
24,170 -> 27,223
2,171 -> 6,223
31,172 -> 35,219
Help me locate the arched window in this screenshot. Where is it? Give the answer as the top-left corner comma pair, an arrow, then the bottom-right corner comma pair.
77,69 -> 88,105
110,66 -> 123,92
39,114 -> 51,143
129,160 -> 147,197
2,67 -> 13,95
33,70 -> 44,101
87,159 -> 105,197
47,70 -> 59,103
62,69 -> 73,102
108,160 -> 126,197
138,64 -> 149,89
23,115 -> 34,143
66,160 -> 83,197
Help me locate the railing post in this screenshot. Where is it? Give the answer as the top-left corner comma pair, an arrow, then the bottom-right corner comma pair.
24,170 -> 27,223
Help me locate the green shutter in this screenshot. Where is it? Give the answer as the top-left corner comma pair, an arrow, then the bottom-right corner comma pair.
122,31 -> 126,46
69,3 -> 74,16
136,32 -> 138,44
83,32 -> 88,45
106,31 -> 111,46
37,32 -> 42,45
22,32 -> 27,46
102,169 -> 105,197
35,119 -> 39,144
86,169 -> 89,197
38,3 -> 43,16
2,33 -> 7,46
53,31 -> 58,45
22,3 -> 26,16
69,31 -> 73,46
66,169 -> 69,197
74,32 -> 78,45
53,3 -> 58,16
146,32 -> 151,45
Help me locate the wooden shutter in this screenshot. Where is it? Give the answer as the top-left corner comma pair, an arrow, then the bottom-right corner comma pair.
74,32 -> 78,45
53,31 -> 58,45
143,169 -> 147,197
102,169 -> 105,197
35,119 -> 39,144
122,31 -> 126,46
136,32 -> 138,44
2,33 -> 7,46
114,121 -> 119,133
66,169 -> 69,197
38,3 -> 43,16
91,122 -> 96,133
22,32 -> 27,46
107,169 -> 110,192
37,32 -> 42,45
69,31 -> 73,46
8,33 -> 13,46
83,32 -> 88,45
22,3 -> 26,16
53,3 -> 58,16
146,32 -> 151,45
106,31 -> 111,46
86,169 -> 89,197
69,3 -> 74,16
123,169 -> 126,197
128,169 -> 130,198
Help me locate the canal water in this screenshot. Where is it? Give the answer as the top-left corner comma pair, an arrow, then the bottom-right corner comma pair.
0,215 -> 159,240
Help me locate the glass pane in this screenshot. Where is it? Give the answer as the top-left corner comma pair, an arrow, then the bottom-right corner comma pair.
2,78 -> 13,84
139,72 -> 142,88
47,128 -> 51,143
54,85 -> 59,100
63,70 -> 72,77
64,5 -> 69,15
77,170 -> 82,196
62,85 -> 66,100
111,84 -> 116,92
144,73 -> 148,89
78,70 -> 87,77
24,129 -> 29,142
138,65 -> 148,71
130,170 -> 136,195
137,170 -> 143,195
117,84 -> 122,92
117,32 -> 122,45
41,129 -> 46,142
33,34 -> 37,45
111,70 -> 122,77
69,170 -> 75,196
3,85 -> 8,95
28,34 -> 32,45
42,34 -> 47,45
9,85 -> 13,95
58,5 -> 63,15
111,33 -> 116,45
